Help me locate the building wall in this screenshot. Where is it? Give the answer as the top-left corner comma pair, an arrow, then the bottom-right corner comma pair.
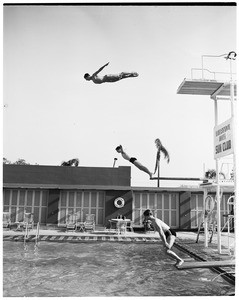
2,187 -> 233,229
3,164 -> 131,186
3,165 -> 234,230
104,190 -> 133,226
179,191 -> 192,229
47,190 -> 60,225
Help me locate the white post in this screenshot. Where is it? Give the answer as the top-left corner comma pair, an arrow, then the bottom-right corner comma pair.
216,159 -> 221,253
204,189 -> 208,248
214,98 -> 222,253
227,199 -> 230,254
229,59 -> 236,257
230,59 -> 236,201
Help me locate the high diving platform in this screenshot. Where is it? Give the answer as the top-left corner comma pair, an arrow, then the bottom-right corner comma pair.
177,79 -> 237,98
176,54 -> 236,254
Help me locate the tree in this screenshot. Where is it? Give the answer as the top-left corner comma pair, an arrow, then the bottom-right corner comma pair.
3,158 -> 34,165
204,169 -> 225,180
61,158 -> 79,167
13,158 -> 30,165
3,157 -> 11,164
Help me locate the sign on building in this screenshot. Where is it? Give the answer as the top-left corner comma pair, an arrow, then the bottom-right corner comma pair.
214,118 -> 233,159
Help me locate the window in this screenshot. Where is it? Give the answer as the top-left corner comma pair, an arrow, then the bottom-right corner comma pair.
3,189 -> 48,224
133,192 -> 179,228
190,194 -> 203,228
58,190 -> 105,225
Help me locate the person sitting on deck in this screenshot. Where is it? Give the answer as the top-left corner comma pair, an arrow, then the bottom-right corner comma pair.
84,62 -> 138,84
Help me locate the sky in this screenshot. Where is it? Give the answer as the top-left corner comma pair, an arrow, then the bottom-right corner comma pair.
3,3 -> 237,187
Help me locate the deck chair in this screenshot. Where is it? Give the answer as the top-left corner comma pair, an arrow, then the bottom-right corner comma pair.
108,220 -> 115,231
15,212 -> 34,231
116,220 -> 127,235
66,213 -> 76,231
22,213 -> 34,230
3,212 -> 12,229
126,220 -> 134,232
84,214 -> 95,232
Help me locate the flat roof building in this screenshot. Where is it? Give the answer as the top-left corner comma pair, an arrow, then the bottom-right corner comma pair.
3,164 -> 234,230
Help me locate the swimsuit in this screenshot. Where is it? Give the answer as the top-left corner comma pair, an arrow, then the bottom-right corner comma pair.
165,228 -> 177,239
129,157 -> 137,164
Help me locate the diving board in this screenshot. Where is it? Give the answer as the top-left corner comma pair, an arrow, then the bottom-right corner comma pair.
177,79 -> 237,97
176,260 -> 235,270
150,176 -> 202,181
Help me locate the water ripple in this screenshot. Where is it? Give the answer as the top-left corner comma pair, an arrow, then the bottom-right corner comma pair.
3,241 -> 234,297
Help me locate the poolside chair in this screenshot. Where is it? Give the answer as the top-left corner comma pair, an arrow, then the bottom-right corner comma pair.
3,212 -> 12,229
126,220 -> 134,232
116,220 -> 127,235
15,212 -> 34,231
66,213 -> 76,232
108,220 -> 115,231
22,213 -> 34,230
84,214 -> 95,232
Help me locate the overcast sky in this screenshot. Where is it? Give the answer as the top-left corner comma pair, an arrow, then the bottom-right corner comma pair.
3,3 -> 237,187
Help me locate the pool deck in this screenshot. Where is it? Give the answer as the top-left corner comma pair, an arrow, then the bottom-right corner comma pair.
3,227 -> 235,284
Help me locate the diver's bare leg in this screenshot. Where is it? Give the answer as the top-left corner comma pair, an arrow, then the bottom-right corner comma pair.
166,235 -> 184,266
120,72 -> 139,78
133,161 -> 153,178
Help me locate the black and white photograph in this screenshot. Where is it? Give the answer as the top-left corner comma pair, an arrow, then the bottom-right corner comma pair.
2,1 -> 237,297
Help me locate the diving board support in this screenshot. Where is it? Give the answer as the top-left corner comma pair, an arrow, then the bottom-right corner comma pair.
176,260 -> 235,270
214,97 -> 222,253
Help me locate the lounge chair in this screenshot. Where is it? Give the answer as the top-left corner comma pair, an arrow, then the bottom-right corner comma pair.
108,220 -> 114,231
3,212 -> 12,229
126,220 -> 134,232
116,220 -> 127,235
66,213 -> 76,231
84,214 -> 95,232
23,213 -> 34,230
15,212 -> 34,231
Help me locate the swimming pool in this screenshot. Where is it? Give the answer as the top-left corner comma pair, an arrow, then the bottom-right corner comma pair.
3,241 -> 234,297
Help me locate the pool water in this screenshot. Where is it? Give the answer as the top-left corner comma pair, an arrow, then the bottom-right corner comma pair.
3,241 -> 234,297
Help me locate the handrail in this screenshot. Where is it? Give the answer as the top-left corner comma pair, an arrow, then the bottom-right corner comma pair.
191,68 -> 236,80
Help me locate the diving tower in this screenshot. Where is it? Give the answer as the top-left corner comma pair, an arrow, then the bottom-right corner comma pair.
177,52 -> 237,254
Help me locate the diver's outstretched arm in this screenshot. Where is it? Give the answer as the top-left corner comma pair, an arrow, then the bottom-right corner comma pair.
92,62 -> 109,76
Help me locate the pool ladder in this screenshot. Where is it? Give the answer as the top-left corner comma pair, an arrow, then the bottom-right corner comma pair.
35,222 -> 40,243
23,222 -> 40,243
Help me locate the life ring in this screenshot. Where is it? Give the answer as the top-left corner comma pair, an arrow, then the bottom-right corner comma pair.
114,197 -> 125,208
205,195 -> 215,214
